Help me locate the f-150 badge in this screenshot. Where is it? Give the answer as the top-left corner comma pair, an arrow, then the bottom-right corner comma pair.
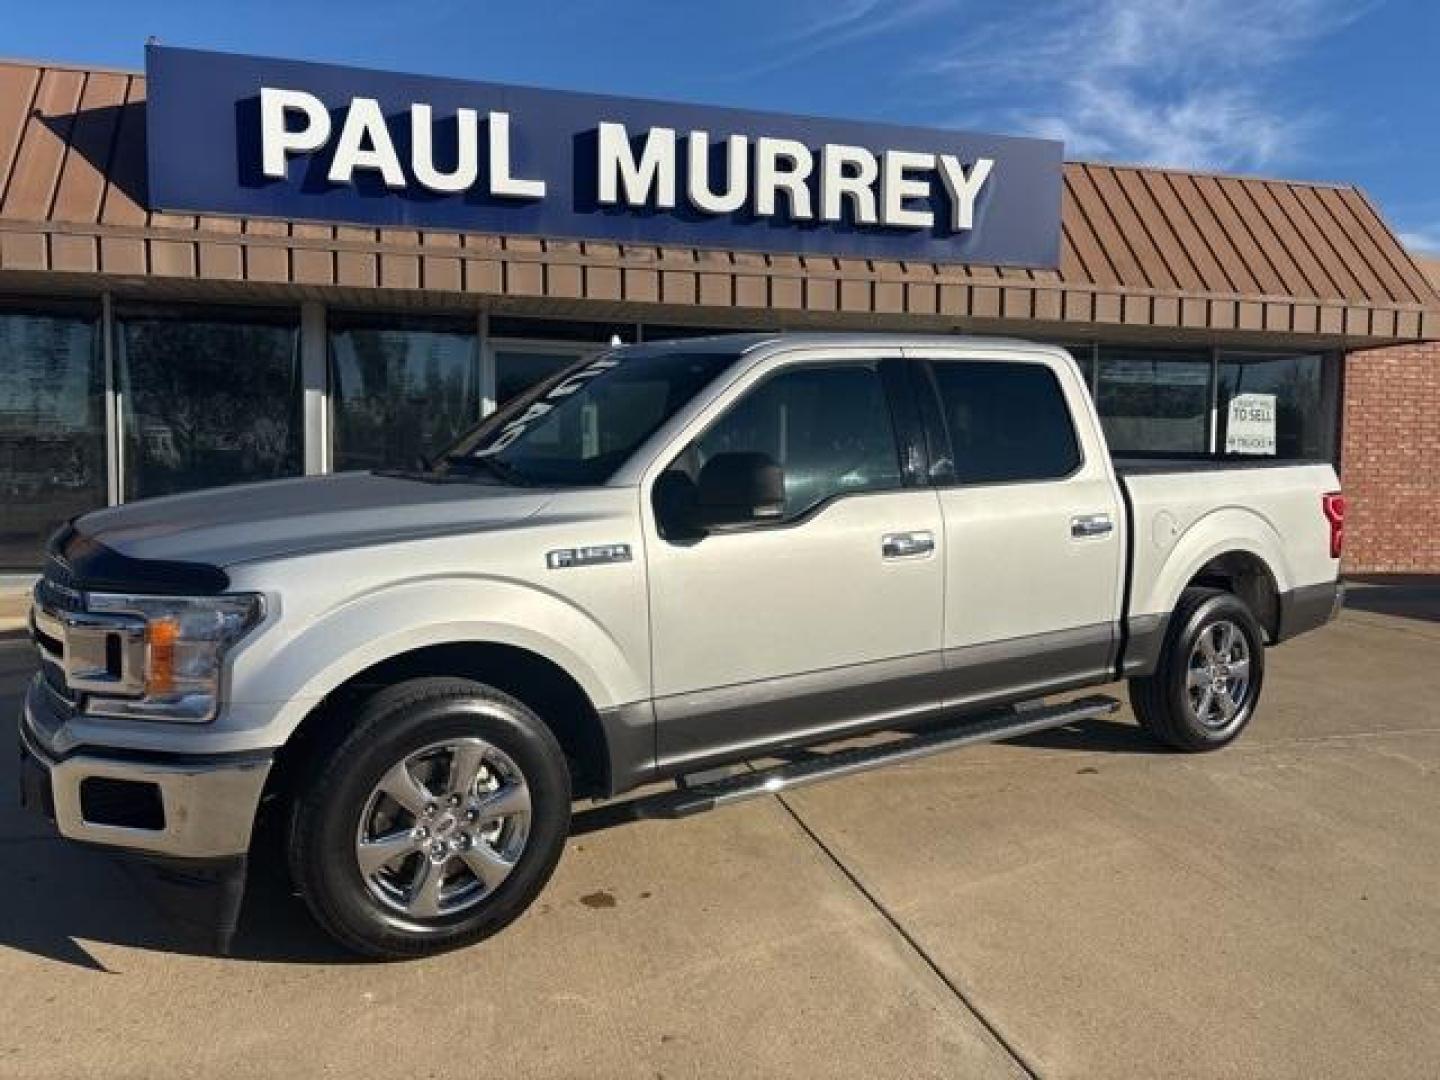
546,544 -> 633,569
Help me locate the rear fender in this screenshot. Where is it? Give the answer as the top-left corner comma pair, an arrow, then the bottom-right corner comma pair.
1136,506 -> 1293,622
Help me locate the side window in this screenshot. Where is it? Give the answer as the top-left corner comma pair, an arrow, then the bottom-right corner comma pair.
684,364 -> 903,519
930,360 -> 1081,484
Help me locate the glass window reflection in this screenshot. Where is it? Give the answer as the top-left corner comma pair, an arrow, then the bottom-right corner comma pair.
0,308 -> 105,568
118,313 -> 302,500
330,319 -> 479,471
1097,348 -> 1212,456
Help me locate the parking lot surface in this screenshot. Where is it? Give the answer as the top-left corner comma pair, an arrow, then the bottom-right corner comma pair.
2,583 -> 1437,1079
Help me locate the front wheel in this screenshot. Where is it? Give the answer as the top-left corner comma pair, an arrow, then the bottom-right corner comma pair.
1130,588 -> 1266,752
288,677 -> 571,958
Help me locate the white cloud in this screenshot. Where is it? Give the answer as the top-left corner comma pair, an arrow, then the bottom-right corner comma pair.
1397,228 -> 1440,256
923,0 -> 1364,172
742,0 -> 956,75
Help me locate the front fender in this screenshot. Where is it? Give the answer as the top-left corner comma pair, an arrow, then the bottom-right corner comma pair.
1135,506 -> 1294,620
227,575 -> 641,745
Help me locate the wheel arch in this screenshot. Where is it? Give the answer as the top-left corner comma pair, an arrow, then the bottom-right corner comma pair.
1139,507 -> 1293,641
1183,550 -> 1282,642
257,637 -> 647,863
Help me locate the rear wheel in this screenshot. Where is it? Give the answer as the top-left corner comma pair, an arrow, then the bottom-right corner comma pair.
288,677 -> 570,958
1130,588 -> 1266,751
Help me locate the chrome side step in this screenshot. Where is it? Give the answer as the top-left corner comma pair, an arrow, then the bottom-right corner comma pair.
634,694 -> 1121,820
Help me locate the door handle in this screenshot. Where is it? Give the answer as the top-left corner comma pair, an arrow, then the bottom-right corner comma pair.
1070,513 -> 1114,539
882,531 -> 935,559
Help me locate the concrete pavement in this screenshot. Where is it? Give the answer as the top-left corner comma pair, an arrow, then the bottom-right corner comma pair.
0,590 -> 1437,1078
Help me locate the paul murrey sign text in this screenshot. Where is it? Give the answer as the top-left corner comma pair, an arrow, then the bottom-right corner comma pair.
260,89 -> 996,235
145,46 -> 1064,266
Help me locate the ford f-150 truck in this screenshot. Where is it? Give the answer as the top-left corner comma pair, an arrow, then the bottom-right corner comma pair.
18,334 -> 1344,957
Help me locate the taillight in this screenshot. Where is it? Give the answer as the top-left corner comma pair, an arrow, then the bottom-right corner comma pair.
1322,492 -> 1345,560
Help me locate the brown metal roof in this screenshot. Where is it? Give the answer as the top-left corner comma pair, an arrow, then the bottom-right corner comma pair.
1,58 -> 1436,343
1416,255 -> 1440,292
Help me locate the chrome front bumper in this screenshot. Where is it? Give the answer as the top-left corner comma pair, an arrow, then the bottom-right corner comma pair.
18,675 -> 272,859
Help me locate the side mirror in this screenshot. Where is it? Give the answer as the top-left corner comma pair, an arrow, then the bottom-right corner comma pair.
695,452 -> 785,529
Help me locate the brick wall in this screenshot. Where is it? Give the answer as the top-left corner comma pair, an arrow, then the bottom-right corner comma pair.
1341,341 -> 1440,572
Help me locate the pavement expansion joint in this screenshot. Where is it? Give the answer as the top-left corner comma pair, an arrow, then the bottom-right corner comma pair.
771,787 -> 1041,1080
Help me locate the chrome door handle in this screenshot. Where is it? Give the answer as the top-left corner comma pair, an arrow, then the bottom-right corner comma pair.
1070,513 -> 1114,539
882,531 -> 935,559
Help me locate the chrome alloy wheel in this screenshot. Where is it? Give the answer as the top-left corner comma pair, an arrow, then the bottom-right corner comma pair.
354,738 -> 532,920
1185,619 -> 1252,733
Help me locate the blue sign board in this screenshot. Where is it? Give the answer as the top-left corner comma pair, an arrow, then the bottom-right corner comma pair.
145,45 -> 1063,267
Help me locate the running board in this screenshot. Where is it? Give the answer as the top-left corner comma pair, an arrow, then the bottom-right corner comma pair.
634,694 -> 1121,820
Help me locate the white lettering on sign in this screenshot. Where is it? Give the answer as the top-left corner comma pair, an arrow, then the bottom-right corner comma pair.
1225,392 -> 1277,456
755,137 -> 814,220
255,94 -> 997,232
259,87 -> 332,179
820,144 -> 879,225
411,103 -> 478,193
328,97 -> 407,189
260,88 -> 547,199
937,155 -> 994,231
597,122 -> 677,208
687,131 -> 749,214
881,149 -> 936,229
486,112 -> 546,199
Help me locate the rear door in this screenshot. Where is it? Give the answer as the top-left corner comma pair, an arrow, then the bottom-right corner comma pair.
906,347 -> 1125,708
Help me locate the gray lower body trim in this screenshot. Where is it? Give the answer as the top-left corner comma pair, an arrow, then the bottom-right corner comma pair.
937,622 -> 1115,710
647,623 -> 1117,781
1276,580 -> 1343,643
1121,613 -> 1168,679
654,651 -> 947,777
596,699 -> 659,797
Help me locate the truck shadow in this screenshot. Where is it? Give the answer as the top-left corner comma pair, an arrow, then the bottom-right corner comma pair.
1001,715 -> 1166,755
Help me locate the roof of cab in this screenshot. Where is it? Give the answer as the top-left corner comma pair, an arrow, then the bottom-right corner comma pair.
622,331 -> 1065,356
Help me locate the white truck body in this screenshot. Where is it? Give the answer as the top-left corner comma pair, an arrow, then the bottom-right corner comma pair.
19,333 -> 1343,949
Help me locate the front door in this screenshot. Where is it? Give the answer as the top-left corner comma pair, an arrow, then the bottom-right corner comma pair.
644,356 -> 945,773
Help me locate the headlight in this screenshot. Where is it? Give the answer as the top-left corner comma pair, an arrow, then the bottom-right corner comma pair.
83,593 -> 264,722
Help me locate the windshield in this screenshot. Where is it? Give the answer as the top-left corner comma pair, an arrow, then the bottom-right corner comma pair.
436,348 -> 739,486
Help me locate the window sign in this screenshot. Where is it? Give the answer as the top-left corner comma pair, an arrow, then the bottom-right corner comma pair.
1224,392 -> 1277,456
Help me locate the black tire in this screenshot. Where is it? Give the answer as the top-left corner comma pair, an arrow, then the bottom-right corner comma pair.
288,677 -> 571,959
1129,587 -> 1266,752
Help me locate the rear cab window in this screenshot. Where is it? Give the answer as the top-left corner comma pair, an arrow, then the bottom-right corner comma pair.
925,359 -> 1082,484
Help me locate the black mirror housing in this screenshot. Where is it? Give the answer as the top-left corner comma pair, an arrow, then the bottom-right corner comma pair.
695,452 -> 785,528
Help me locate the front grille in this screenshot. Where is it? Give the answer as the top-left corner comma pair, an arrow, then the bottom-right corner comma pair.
34,562 -> 84,705
39,657 -> 76,704
37,568 -> 86,613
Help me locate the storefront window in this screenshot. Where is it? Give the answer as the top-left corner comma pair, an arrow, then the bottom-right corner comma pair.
331,318 -> 479,471
0,307 -> 105,568
1096,348 -> 1212,456
1216,353 -> 1328,459
118,312 -> 302,500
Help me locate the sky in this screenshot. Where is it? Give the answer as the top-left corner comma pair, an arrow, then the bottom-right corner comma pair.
6,0 -> 1440,251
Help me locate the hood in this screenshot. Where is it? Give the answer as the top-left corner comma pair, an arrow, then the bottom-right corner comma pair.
61,472 -> 552,584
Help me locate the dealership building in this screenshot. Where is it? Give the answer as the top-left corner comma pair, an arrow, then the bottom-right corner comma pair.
1,47 -> 1438,573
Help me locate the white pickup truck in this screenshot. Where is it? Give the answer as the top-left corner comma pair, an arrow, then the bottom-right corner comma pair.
19,333 -> 1344,957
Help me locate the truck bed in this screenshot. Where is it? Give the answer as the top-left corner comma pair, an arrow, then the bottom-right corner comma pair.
1116,458 -> 1341,631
